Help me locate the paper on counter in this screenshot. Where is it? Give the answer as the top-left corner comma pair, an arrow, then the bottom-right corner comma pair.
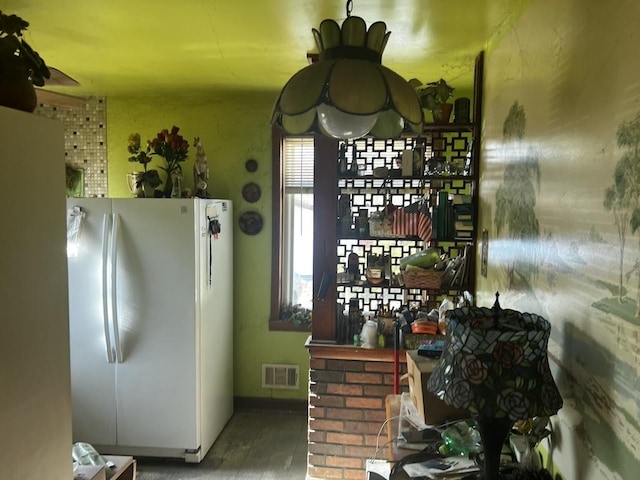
402,456 -> 479,478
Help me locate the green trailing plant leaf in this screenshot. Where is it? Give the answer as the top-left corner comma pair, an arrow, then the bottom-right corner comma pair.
279,303 -> 312,328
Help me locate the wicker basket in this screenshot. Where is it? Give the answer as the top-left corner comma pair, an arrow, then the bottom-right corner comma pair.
401,269 -> 445,289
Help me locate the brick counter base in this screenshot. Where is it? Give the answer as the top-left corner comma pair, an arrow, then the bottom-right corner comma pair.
306,345 -> 408,480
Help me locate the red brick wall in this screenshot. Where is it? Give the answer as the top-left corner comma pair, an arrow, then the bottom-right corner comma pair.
307,354 -> 408,480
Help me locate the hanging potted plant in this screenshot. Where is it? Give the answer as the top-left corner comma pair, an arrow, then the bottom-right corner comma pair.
0,10 -> 50,112
410,78 -> 455,124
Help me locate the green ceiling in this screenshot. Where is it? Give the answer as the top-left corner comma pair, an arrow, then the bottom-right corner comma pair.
6,0 -> 530,98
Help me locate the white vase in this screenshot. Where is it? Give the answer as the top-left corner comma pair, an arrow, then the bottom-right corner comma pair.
126,172 -> 144,198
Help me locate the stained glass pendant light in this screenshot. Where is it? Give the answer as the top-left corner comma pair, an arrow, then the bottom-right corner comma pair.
270,0 -> 424,140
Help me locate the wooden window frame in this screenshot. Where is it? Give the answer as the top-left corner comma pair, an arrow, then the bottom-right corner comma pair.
269,126 -> 315,332
269,127 -> 340,340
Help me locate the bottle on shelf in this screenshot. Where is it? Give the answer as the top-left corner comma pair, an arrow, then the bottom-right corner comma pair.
401,149 -> 413,177
356,208 -> 369,237
360,317 -> 378,349
337,194 -> 352,236
347,252 -> 360,282
348,298 -> 362,344
412,140 -> 425,176
338,143 -> 348,175
347,143 -> 359,176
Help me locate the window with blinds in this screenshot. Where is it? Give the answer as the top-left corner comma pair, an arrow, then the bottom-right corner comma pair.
284,137 -> 314,192
282,136 -> 314,313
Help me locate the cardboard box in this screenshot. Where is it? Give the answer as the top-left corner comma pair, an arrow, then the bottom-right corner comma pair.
405,350 -> 468,425
103,455 -> 136,480
75,456 -> 136,480
75,465 -> 105,480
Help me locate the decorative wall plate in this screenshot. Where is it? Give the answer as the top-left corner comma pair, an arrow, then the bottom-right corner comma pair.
245,159 -> 258,172
239,211 -> 263,235
242,182 -> 261,203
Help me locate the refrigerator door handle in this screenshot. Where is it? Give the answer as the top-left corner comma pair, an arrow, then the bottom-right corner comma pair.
110,213 -> 124,363
101,214 -> 115,363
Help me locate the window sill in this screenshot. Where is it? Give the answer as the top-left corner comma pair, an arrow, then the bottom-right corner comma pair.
268,319 -> 312,332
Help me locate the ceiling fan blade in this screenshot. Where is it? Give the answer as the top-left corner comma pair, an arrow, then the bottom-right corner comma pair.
36,89 -> 87,108
46,67 -> 80,87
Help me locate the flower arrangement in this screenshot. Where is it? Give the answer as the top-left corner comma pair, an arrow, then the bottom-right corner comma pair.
127,133 -> 162,196
0,10 -> 50,86
127,126 -> 190,198
151,126 -> 189,197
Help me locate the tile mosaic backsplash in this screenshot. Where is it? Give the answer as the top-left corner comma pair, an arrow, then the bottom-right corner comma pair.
36,97 -> 108,198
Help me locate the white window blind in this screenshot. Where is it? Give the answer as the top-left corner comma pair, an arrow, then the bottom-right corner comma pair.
281,136 -> 314,311
284,137 -> 314,192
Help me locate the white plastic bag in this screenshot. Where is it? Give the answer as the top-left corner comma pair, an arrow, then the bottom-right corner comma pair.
71,442 -> 105,467
438,297 -> 455,334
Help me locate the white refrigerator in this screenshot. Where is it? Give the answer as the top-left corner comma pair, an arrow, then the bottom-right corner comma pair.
66,198 -> 233,462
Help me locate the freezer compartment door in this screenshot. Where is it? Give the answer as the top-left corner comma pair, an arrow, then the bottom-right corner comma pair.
67,198 -> 118,445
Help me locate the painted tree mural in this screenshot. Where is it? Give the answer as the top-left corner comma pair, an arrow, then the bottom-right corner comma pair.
606,113 -> 640,315
494,102 -> 541,288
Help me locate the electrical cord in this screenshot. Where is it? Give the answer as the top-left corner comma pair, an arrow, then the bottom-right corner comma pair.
374,415 -> 402,459
374,412 -> 476,460
389,444 -> 441,480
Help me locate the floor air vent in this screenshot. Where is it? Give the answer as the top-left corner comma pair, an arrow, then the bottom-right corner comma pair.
262,364 -> 299,389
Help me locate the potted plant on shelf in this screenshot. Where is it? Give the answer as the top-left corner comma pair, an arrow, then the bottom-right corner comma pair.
410,78 -> 455,124
0,10 -> 50,112
279,303 -> 312,330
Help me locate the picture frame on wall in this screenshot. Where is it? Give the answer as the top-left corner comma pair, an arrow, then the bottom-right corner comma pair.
66,165 -> 84,198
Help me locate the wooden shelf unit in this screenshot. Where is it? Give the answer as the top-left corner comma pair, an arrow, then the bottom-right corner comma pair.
311,52 -> 484,344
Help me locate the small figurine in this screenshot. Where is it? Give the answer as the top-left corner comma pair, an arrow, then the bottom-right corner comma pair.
193,137 -> 210,198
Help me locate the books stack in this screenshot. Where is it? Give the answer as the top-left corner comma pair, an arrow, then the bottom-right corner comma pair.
433,191 -> 452,240
452,194 -> 473,241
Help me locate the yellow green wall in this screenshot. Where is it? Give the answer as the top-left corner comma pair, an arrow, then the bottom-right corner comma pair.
480,0 -> 640,478
107,91 -> 309,400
